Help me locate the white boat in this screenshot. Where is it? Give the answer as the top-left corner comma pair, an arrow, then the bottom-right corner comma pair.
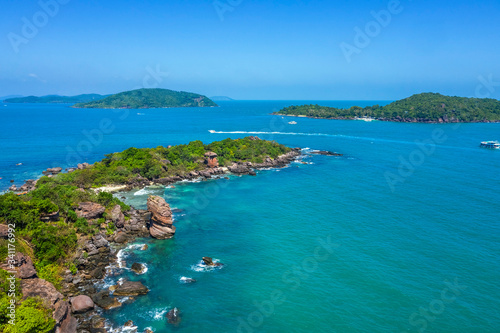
355,117 -> 376,122
208,130 -> 216,133
288,121 -> 297,124
480,141 -> 500,149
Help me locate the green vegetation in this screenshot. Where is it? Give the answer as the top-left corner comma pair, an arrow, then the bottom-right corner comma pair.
0,270 -> 55,333
73,88 -> 218,109
4,94 -> 106,104
276,93 -> 500,123
0,137 -> 289,286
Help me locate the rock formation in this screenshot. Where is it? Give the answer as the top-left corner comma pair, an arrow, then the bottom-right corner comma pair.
113,281 -> 149,296
76,202 -> 105,219
147,195 -> 175,239
70,295 -> 94,314
110,204 -> 125,228
204,151 -> 219,168
166,307 -> 181,326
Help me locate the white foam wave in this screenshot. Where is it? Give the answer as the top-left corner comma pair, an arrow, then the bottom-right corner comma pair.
134,187 -> 153,196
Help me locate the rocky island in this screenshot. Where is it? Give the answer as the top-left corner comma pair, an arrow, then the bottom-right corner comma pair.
275,93 -> 500,123
0,137 -> 300,332
72,88 -> 217,109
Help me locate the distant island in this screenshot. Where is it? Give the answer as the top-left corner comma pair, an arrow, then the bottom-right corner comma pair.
275,93 -> 500,123
210,96 -> 234,101
4,94 -> 106,104
73,88 -> 218,109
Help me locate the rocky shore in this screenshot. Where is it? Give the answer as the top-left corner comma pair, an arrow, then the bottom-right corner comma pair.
4,146 -> 302,332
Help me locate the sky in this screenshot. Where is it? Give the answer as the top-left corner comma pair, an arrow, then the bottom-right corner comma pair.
1,0 -> 500,100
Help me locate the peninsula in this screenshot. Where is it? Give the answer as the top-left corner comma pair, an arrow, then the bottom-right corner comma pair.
73,88 -> 217,109
275,93 -> 500,123
0,137 -> 299,332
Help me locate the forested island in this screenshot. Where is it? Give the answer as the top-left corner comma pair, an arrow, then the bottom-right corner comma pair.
0,137 -> 298,332
275,93 -> 500,123
4,94 -> 106,104
73,88 -> 217,109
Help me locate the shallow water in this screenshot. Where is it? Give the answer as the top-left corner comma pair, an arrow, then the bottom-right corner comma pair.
1,102 -> 500,332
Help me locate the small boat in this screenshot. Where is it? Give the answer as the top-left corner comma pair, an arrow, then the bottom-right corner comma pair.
288,121 -> 297,125
208,130 -> 216,133
16,163 -> 22,166
480,141 -> 500,149
355,117 -> 376,122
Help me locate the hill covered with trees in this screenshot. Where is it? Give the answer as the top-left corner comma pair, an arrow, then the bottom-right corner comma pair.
73,88 -> 217,109
276,93 -> 500,123
4,94 -> 106,104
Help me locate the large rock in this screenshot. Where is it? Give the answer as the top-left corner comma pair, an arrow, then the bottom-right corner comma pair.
147,196 -> 175,239
71,295 -> 94,314
204,152 -> 219,168
21,278 -> 63,308
76,202 -> 105,219
202,257 -> 224,267
110,204 -> 125,228
113,281 -> 149,296
93,291 -> 122,310
131,263 -> 146,274
8,253 -> 37,279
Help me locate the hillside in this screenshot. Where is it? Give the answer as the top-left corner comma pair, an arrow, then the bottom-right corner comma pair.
276,93 -> 500,123
73,88 -> 218,109
4,94 -> 106,104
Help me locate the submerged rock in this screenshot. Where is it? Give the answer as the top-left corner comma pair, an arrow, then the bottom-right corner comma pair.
166,307 -> 181,326
93,291 -> 122,310
131,263 -> 146,274
310,150 -> 343,156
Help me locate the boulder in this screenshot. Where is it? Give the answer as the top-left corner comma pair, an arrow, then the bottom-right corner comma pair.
310,150 -> 343,156
166,307 -> 181,326
202,257 -> 224,267
113,281 -> 149,296
131,263 -> 146,274
9,253 -> 37,279
76,202 -> 105,219
147,196 -> 175,239
70,295 -> 94,313
141,244 -> 148,251
21,278 -> 63,309
204,152 -> 219,168
77,162 -> 90,170
114,231 -> 129,243
110,204 -> 125,228
228,164 -> 250,174
93,291 -> 122,310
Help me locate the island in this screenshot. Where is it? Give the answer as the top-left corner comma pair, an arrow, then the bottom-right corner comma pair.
0,137 -> 300,332
73,88 -> 218,109
4,94 -> 106,104
210,96 -> 234,101
275,93 -> 500,123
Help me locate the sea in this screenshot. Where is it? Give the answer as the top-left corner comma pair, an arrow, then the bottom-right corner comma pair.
1,101 -> 499,332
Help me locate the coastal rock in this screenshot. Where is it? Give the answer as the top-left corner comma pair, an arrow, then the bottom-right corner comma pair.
204,151 -> 219,168
131,263 -> 146,274
93,291 -> 122,310
8,184 -> 17,191
110,204 -> 125,228
113,281 -> 149,296
114,231 -> 129,243
21,278 -> 63,309
42,167 -> 63,175
18,179 -> 37,192
70,295 -> 94,314
202,257 -> 223,267
77,162 -> 90,170
180,277 -> 196,284
147,195 -> 175,239
166,307 -> 181,326
76,202 -> 105,219
228,164 -> 250,174
8,253 -> 37,279
141,244 -> 148,251
249,170 -> 257,176
310,150 -> 343,156
248,136 -> 261,141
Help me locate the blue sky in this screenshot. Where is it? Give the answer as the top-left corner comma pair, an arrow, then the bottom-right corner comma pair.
1,0 -> 499,100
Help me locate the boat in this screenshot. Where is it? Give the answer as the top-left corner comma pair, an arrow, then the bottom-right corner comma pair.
208,130 -> 216,133
355,117 -> 376,122
288,121 -> 297,125
479,141 -> 500,149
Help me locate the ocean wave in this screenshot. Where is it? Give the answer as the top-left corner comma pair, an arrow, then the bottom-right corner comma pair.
133,187 -> 154,196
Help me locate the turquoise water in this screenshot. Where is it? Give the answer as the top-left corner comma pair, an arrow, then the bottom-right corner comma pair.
1,102 -> 500,332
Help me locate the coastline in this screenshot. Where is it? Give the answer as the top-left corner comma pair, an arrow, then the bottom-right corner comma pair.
3,146 -> 302,332
274,113 -> 500,123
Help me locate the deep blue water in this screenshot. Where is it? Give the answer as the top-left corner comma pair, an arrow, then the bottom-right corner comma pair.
1,102 -> 500,332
